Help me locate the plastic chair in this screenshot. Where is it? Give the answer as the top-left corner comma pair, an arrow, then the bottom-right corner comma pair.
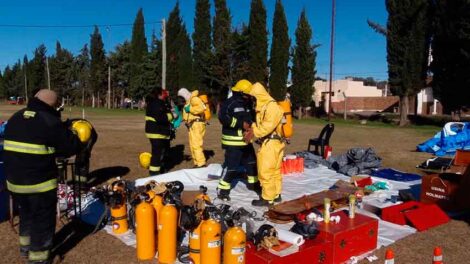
307,123 -> 335,157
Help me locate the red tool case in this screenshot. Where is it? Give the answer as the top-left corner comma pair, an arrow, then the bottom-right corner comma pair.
316,211 -> 378,264
245,237 -> 333,264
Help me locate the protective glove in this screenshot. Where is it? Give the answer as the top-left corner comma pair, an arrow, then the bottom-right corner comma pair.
184,105 -> 191,113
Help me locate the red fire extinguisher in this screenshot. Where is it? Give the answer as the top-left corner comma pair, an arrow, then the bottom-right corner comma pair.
324,145 -> 332,159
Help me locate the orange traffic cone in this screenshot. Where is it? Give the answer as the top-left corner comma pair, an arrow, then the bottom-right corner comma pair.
384,249 -> 394,264
432,247 -> 443,264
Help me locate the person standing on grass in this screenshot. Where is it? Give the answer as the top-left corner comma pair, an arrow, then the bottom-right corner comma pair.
216,79 -> 260,201
145,87 -> 176,175
3,89 -> 82,264
178,88 -> 207,168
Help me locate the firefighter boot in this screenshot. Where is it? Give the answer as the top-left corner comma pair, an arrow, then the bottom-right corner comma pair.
217,188 -> 231,202
251,197 -> 274,207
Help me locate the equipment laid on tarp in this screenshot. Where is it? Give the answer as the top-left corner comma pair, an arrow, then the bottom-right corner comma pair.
100,163 -> 425,263
417,122 -> 470,156
370,168 -> 421,182
266,180 -> 361,223
329,147 -> 382,176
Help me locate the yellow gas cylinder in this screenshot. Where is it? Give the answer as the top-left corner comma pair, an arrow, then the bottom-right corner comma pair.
158,202 -> 177,263
278,100 -> 293,138
223,226 -> 246,264
151,194 -> 164,226
136,200 -> 156,260
189,221 -> 204,264
198,94 -> 211,121
110,201 -> 128,234
200,218 -> 222,264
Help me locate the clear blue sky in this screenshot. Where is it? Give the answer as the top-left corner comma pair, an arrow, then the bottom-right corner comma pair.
0,0 -> 387,80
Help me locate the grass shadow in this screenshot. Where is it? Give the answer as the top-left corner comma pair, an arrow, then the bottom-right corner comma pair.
164,144 -> 187,171
87,166 -> 130,186
52,219 -> 95,260
204,150 -> 215,162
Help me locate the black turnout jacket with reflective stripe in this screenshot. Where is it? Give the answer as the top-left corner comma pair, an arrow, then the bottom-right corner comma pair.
4,98 -> 81,192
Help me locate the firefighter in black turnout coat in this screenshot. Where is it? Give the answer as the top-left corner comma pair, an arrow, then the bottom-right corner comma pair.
216,80 -> 260,201
145,88 -> 175,175
4,89 -> 82,263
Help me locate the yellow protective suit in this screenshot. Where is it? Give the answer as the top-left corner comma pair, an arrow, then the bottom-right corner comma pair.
250,83 -> 285,201
183,90 -> 207,167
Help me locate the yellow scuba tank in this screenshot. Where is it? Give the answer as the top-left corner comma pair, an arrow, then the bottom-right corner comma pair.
200,207 -> 222,264
151,193 -> 164,227
136,194 -> 156,261
198,94 -> 211,121
110,180 -> 128,234
278,100 -> 293,139
158,193 -> 178,264
223,226 -> 246,264
189,220 -> 204,264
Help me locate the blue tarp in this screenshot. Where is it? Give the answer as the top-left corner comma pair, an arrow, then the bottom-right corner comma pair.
371,168 -> 422,182
417,122 -> 470,156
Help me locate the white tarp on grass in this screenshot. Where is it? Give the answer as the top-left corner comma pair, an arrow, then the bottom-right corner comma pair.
105,164 -> 418,258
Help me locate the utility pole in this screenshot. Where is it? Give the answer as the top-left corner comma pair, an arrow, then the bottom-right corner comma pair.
161,18 -> 167,90
327,0 -> 336,121
106,26 -> 111,109
107,66 -> 111,109
24,72 -> 28,103
46,57 -> 51,90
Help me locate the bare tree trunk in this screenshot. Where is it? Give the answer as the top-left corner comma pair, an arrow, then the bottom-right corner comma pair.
92,93 -> 95,108
399,95 -> 410,126
451,110 -> 461,121
121,89 -> 125,109
97,91 -> 100,108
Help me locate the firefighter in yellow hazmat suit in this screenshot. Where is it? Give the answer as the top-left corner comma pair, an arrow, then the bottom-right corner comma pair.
177,88 -> 207,168
241,82 -> 285,207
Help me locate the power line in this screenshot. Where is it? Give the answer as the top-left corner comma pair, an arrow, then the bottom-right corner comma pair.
0,21 -> 162,29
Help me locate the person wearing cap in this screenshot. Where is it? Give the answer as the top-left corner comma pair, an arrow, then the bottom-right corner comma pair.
216,80 -> 260,201
3,89 -> 82,263
145,87 -> 176,175
177,88 -> 207,168
241,82 -> 285,207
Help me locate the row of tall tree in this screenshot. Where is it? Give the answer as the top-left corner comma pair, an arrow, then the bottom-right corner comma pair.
386,0 -> 470,124
0,0 -> 316,110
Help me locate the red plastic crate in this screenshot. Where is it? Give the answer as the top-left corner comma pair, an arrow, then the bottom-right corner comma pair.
245,237 -> 333,264
381,201 -> 423,225
404,204 -> 450,232
316,211 -> 378,264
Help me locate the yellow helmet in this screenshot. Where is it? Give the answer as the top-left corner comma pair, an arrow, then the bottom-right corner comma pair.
232,79 -> 253,94
139,152 -> 152,169
72,120 -> 93,143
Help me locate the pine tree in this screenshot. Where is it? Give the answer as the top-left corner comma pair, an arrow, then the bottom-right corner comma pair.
269,0 -> 290,100
76,44 -> 91,106
50,41 -> 75,97
248,0 -> 268,84
166,2 -> 184,96
192,0 -> 212,92
132,32 -> 162,99
231,25 -> 250,82
431,1 -> 470,116
212,0 -> 232,99
291,10 -> 316,112
178,25 -> 193,89
90,26 -> 107,106
130,8 -> 149,96
386,0 -> 431,125
29,44 -> 47,91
